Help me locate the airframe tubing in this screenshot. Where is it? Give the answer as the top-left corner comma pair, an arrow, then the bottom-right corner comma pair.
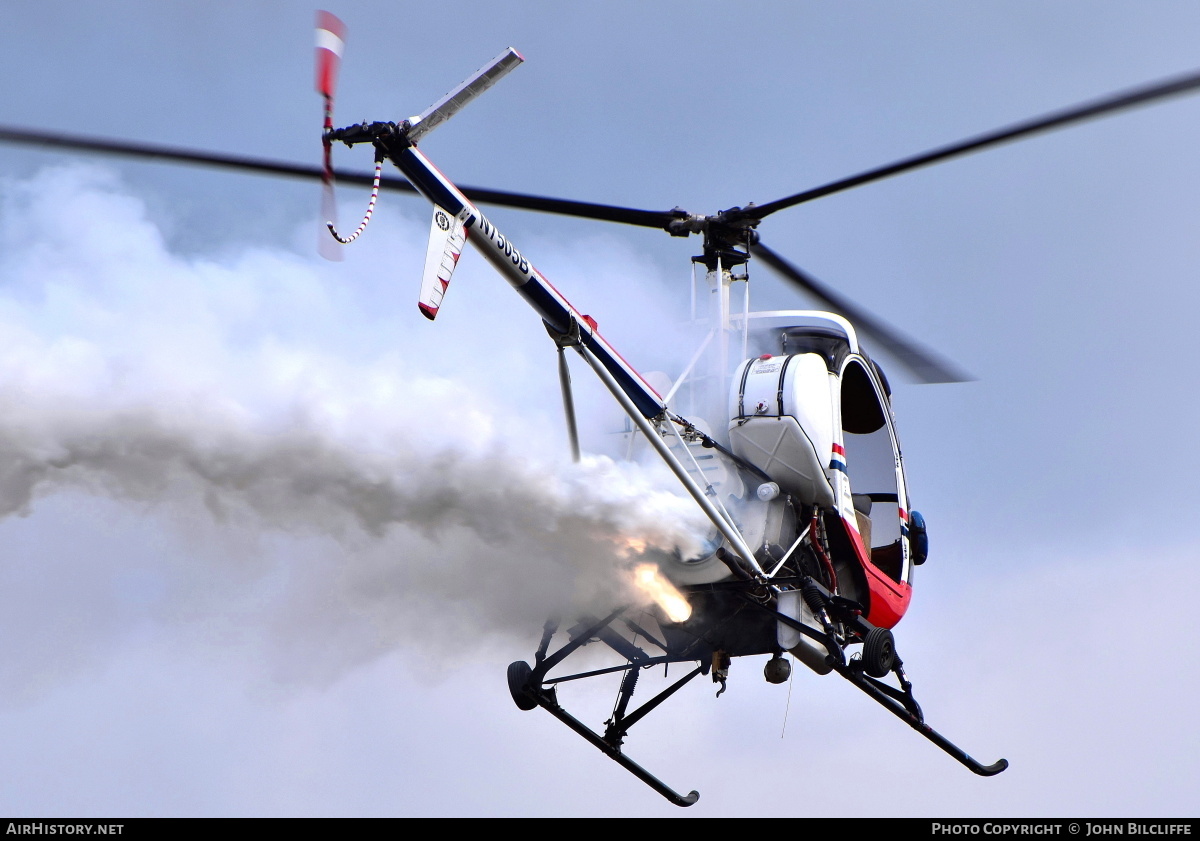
662,414 -> 740,537
574,341 -> 766,577
661,327 -> 714,406
556,348 -> 581,462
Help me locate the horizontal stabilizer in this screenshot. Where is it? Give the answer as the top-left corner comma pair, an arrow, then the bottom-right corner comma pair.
418,206 -> 469,320
406,48 -> 524,144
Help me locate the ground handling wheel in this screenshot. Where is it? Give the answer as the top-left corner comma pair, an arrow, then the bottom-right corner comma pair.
862,628 -> 896,678
507,660 -> 538,711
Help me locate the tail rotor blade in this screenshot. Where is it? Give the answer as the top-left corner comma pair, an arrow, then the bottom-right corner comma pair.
319,170 -> 342,261
315,11 -> 347,261
314,11 -> 346,100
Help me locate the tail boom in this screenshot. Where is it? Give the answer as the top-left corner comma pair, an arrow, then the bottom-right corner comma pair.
392,144 -> 666,418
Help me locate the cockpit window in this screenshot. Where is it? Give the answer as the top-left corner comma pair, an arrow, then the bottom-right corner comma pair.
840,360 -> 903,582
841,361 -> 886,434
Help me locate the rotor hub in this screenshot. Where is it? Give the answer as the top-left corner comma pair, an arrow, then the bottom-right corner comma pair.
671,205 -> 762,271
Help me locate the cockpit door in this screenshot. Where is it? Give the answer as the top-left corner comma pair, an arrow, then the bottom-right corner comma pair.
839,359 -> 910,588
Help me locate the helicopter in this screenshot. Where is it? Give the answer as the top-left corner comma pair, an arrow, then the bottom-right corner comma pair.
305,15 -> 1200,805
304,15 -> 1008,805
3,9 -> 1200,812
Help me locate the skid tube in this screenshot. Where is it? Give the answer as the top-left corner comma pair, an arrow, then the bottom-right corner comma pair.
832,660 -> 1009,776
526,674 -> 701,807
509,609 -> 702,807
732,587 -> 1008,776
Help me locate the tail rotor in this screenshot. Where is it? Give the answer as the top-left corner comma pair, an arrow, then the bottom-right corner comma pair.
315,11 -> 346,260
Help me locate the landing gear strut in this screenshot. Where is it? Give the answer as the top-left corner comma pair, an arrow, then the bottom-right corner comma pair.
505,607 -> 702,807
507,579 -> 1006,806
741,578 -> 1009,778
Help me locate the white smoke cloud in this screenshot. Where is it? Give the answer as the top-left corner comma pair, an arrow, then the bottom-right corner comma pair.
0,165 -> 708,691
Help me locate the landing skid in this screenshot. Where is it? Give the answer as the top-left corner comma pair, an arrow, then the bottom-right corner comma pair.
742,580 -> 1010,777
834,660 -> 1009,776
512,662 -> 700,807
507,609 -> 702,807
506,586 -> 1006,806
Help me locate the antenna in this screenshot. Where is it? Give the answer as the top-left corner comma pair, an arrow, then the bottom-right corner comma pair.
405,48 -> 524,144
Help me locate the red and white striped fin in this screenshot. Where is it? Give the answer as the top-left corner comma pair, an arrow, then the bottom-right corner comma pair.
418,206 -> 469,320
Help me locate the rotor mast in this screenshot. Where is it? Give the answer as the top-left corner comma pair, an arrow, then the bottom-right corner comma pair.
679,210 -> 761,423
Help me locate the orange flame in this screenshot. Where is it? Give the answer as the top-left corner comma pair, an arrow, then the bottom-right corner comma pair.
632,563 -> 692,623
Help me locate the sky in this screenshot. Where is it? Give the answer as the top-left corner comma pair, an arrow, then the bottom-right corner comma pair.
0,0 -> 1198,818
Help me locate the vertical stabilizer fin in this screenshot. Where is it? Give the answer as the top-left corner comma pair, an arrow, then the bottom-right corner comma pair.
418,206 -> 469,320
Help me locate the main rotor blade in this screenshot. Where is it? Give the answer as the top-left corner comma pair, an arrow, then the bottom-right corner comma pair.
752,67 -> 1200,219
750,241 -> 971,384
0,126 -> 677,228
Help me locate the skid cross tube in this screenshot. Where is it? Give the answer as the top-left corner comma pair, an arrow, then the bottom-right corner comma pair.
545,655 -> 684,685
535,608 -> 627,678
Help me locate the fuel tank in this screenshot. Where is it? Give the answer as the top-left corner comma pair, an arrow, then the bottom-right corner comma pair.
727,352 -> 836,507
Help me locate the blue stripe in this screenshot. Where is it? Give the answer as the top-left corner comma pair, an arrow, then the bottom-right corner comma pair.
393,148 -> 468,216
517,275 -> 570,334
